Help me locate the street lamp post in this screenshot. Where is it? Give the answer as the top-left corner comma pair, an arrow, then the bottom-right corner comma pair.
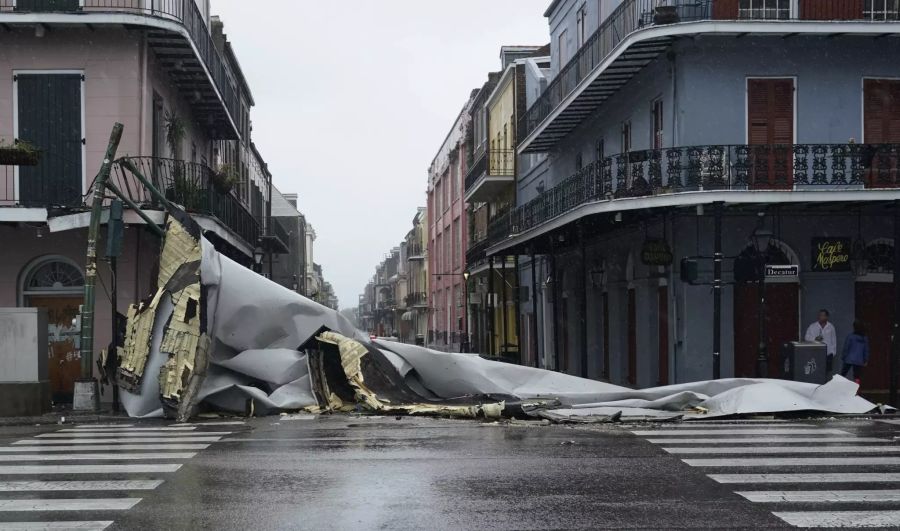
253,246 -> 265,274
751,226 -> 774,378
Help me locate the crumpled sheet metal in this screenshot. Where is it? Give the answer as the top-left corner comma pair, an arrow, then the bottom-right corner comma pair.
119,215 -> 884,421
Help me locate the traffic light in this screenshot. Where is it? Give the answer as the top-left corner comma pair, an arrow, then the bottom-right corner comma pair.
680,258 -> 699,284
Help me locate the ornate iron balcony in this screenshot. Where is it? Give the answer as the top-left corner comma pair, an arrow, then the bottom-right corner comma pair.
489,149 -> 515,176
523,0 -> 899,143
464,150 -> 488,192
405,292 -> 428,307
488,143 -> 900,243
0,0 -> 241,136
108,156 -> 260,249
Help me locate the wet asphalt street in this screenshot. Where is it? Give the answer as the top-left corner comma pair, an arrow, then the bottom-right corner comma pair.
0,416 -> 899,530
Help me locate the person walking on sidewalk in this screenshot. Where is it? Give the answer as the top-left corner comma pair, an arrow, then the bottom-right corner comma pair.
841,319 -> 869,384
805,309 -> 837,373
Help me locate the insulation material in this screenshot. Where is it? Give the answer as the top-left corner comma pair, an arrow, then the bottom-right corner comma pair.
159,283 -> 202,403
117,289 -> 166,391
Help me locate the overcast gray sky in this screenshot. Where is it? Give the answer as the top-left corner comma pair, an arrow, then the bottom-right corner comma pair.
213,0 -> 550,308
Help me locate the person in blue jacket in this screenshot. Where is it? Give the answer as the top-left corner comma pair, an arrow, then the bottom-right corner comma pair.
841,319 -> 870,383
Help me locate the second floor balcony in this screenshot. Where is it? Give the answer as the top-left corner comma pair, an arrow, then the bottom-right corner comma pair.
109,156 -> 260,251
405,292 -> 428,308
486,142 -> 900,253
0,0 -> 242,139
465,149 -> 516,203
521,0 -> 900,153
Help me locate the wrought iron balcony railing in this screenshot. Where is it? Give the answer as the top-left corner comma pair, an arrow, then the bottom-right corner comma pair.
405,292 -> 427,307
523,0 -> 900,142
489,149 -> 515,176
407,242 -> 425,258
486,143 -> 900,245
0,0 -> 240,131
109,156 -> 260,248
464,149 -> 488,192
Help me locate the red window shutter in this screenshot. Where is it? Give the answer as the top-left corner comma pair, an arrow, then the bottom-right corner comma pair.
800,0 -> 864,20
889,82 -> 900,143
748,80 -> 771,145
713,0 -> 739,19
771,79 -> 794,145
748,79 -> 793,145
865,79 -> 888,143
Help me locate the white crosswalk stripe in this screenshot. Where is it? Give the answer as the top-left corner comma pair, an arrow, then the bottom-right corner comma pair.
0,499 -> 141,511
665,445 -> 900,454
0,522 -> 113,530
773,510 -> 900,528
0,423 -> 236,530
647,437 -> 888,444
0,452 -> 196,462
629,421 -> 900,528
69,425 -> 134,429
0,480 -> 163,492
710,473 -> 900,484
36,431 -> 230,438
632,428 -> 851,436
57,427 -> 196,433
13,437 -> 222,445
737,490 -> 900,503
0,464 -> 182,474
0,444 -> 209,452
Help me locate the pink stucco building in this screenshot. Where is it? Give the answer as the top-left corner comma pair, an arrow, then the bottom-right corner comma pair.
0,1 -> 286,408
426,92 -> 475,352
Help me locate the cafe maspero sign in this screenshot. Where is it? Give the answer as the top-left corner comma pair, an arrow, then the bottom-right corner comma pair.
641,239 -> 673,266
812,237 -> 851,272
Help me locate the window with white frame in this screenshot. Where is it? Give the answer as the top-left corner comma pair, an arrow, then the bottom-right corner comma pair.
865,0 -> 900,20
739,0 -> 790,20
576,4 -> 587,47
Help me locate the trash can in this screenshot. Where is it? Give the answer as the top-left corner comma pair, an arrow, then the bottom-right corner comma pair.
782,341 -> 829,384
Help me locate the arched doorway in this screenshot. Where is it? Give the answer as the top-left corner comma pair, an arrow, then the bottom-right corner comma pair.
855,239 -> 893,401
733,240 -> 800,378
20,256 -> 84,404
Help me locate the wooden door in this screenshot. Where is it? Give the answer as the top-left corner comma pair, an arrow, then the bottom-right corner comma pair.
863,79 -> 900,187
748,78 -> 794,189
733,283 -> 800,378
658,285 -> 669,386
855,282 -> 892,398
28,296 -> 82,403
627,288 -> 637,385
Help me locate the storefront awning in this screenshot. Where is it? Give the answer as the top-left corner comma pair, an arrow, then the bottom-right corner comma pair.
401,311 -> 415,321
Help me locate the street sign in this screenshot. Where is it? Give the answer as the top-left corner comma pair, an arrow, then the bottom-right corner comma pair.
765,264 -> 799,278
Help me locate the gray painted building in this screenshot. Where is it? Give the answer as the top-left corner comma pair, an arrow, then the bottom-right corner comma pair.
484,0 -> 900,403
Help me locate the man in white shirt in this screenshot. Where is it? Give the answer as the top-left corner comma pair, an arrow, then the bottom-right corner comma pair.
804,309 -> 837,373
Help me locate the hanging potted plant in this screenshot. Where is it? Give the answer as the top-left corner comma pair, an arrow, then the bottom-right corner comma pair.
654,4 -> 680,25
0,139 -> 41,166
212,163 -> 239,193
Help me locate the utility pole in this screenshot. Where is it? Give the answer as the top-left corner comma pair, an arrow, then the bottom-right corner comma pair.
74,123 -> 123,411
713,201 -> 723,380
892,200 -> 900,406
